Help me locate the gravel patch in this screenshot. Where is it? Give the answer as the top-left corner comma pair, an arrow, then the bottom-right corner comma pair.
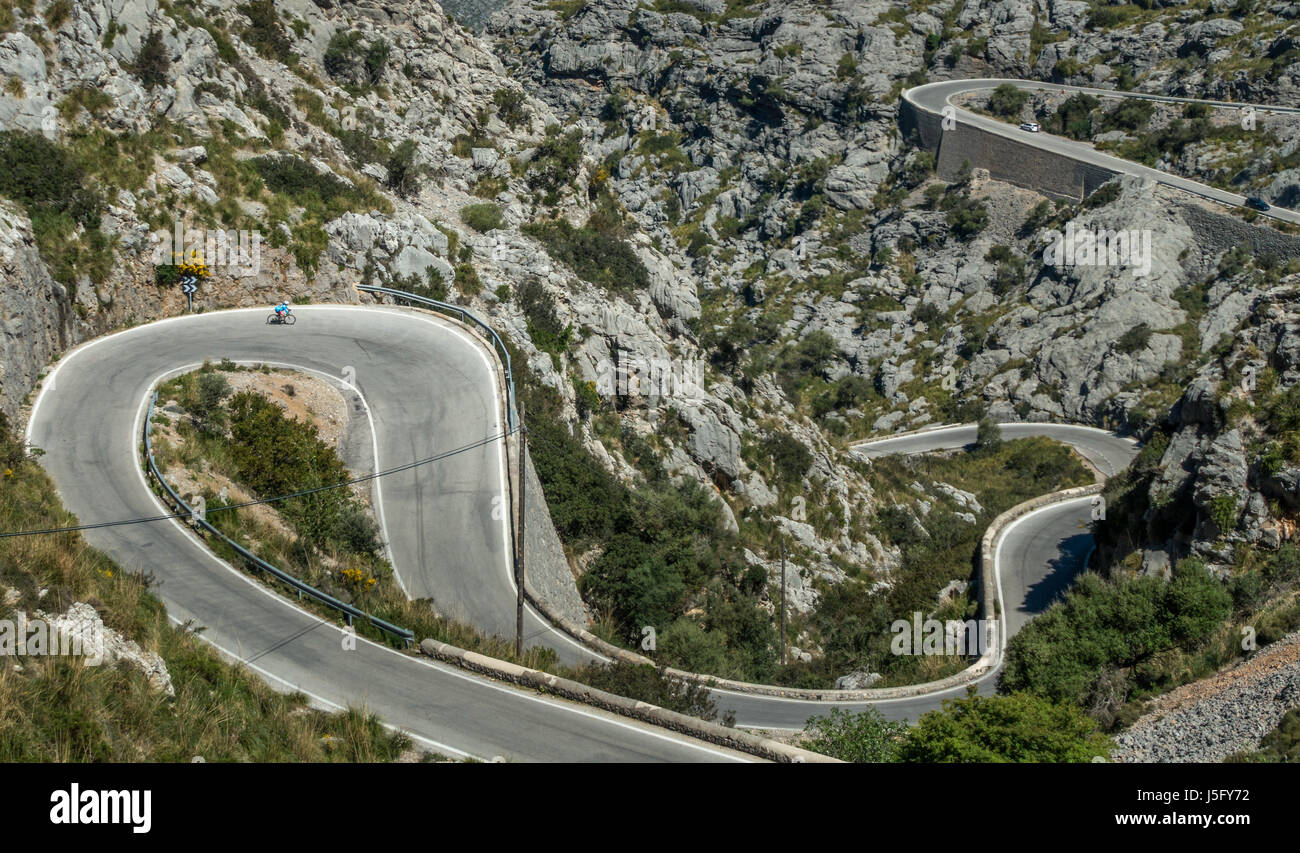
1112,630 -> 1300,763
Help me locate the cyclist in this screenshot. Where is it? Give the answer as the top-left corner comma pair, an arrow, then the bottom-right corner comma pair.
274,300 -> 291,322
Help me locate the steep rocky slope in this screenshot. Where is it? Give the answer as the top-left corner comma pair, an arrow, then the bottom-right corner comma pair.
2,0 -> 1300,701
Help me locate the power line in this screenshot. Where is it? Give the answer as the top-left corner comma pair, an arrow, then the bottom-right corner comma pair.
0,426 -> 519,539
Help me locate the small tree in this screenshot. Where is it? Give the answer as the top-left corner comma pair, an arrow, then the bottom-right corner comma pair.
363,38 -> 390,85
975,416 -> 1002,454
386,139 -> 420,198
192,371 -> 231,433
988,83 -> 1029,118
133,30 -> 170,89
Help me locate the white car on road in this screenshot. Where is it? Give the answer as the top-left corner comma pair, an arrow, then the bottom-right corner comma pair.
1019,122 -> 1041,132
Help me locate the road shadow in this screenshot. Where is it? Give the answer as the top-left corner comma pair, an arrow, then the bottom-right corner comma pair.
1021,531 -> 1093,616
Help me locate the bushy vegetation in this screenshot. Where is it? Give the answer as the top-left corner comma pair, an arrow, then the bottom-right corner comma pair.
224,391 -> 382,555
385,139 -> 421,198
323,30 -> 389,88
0,130 -> 113,288
987,83 -> 1028,118
801,707 -> 908,762
523,210 -> 650,293
1048,93 -> 1100,140
492,88 -> 528,129
238,0 -> 293,61
520,377 -> 776,682
251,154 -> 388,271
802,691 -> 1112,762
1229,706 -> 1300,762
1001,558 -> 1233,709
941,190 -> 989,239
0,412 -> 415,761
517,278 -> 571,367
776,438 -> 1091,689
251,155 -> 357,209
132,29 -> 170,89
1115,323 -> 1154,356
563,662 -> 726,722
898,691 -> 1113,762
461,202 -> 504,233
154,366 -> 559,669
526,126 -> 583,204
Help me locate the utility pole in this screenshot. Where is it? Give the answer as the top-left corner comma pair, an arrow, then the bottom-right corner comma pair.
515,399 -> 526,659
780,535 -> 787,667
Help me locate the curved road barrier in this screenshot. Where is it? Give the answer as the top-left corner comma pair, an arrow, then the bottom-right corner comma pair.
142,392 -> 415,645
27,306 -> 761,761
24,291 -> 1142,743
418,640 -> 835,763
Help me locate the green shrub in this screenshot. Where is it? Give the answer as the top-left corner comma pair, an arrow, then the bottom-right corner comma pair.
988,83 -> 1028,118
44,0 -> 71,28
900,691 -> 1113,762
460,202 -> 504,233
492,88 -> 528,128
0,129 -> 109,286
1082,180 -> 1122,209
225,390 -> 380,554
762,432 -> 812,484
239,0 -> 292,60
1049,93 -> 1099,140
522,217 -> 649,293
1207,494 -> 1239,534
802,707 -> 908,762
1115,323 -> 1152,354
385,139 -> 420,198
1001,559 -> 1232,705
517,278 -> 571,365
362,39 -> 390,85
251,155 -> 354,206
527,126 -> 583,203
1099,98 -> 1154,133
566,662 -> 723,721
132,29 -> 170,89
974,417 -> 1002,454
943,194 -> 989,239
323,30 -> 365,80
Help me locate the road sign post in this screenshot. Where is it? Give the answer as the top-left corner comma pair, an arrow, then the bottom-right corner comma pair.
180,274 -> 198,311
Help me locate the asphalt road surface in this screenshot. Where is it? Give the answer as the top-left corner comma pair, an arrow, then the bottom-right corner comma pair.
26,303 -> 1144,739
709,425 -> 1137,729
26,305 -> 752,762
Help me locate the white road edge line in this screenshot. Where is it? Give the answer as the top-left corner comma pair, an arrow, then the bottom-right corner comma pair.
27,305 -> 743,761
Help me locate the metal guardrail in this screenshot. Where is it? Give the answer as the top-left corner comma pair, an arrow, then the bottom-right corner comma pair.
142,392 -> 415,646
356,284 -> 518,432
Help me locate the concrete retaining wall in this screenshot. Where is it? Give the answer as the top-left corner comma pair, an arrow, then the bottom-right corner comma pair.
522,448 -> 587,625
899,96 -> 1118,201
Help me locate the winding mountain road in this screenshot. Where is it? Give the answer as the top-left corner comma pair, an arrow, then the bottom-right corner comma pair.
26,306 -> 751,762
708,424 -> 1138,728
905,78 -> 1300,223
29,75 -> 1245,753
24,302 -> 1139,741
